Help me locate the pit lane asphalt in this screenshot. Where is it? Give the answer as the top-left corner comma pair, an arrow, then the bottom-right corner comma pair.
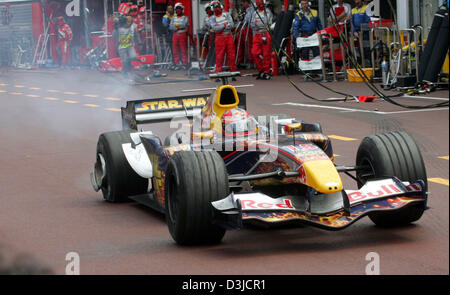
0,68 -> 448,274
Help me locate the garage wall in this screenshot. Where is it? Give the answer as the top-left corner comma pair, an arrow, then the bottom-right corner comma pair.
0,2 -> 33,41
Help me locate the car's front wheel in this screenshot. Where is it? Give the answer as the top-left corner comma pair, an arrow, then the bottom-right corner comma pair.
356,131 -> 427,227
165,150 -> 229,245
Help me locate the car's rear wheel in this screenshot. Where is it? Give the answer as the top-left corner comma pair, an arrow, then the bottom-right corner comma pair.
356,131 -> 427,227
165,150 -> 229,245
96,130 -> 148,202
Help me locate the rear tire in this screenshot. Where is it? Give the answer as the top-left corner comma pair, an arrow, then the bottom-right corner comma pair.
165,150 -> 229,245
96,130 -> 148,202
356,131 -> 427,227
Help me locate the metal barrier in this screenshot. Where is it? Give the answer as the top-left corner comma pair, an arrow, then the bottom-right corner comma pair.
296,34 -> 323,80
296,29 -> 349,82
290,18 -> 431,88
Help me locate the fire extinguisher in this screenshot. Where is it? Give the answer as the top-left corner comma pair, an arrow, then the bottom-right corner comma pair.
271,51 -> 278,76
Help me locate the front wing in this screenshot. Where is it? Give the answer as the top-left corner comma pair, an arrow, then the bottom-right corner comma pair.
211,178 -> 427,230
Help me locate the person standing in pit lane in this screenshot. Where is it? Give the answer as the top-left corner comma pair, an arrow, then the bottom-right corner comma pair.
250,0 -> 273,80
328,0 -> 352,26
162,4 -> 175,68
169,2 -> 189,70
352,0 -> 371,66
209,1 -> 236,73
56,16 -> 73,69
113,15 -> 142,82
200,2 -> 214,61
293,0 -> 323,60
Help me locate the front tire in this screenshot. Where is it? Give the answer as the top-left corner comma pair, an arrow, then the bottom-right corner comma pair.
356,131 -> 427,227
165,150 -> 229,245
96,131 -> 148,202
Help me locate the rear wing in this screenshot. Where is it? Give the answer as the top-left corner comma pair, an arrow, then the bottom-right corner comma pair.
121,92 -> 247,130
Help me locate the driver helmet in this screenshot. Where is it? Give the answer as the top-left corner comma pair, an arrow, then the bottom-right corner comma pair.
221,108 -> 257,138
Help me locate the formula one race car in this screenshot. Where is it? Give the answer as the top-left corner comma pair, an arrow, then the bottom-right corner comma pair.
91,72 -> 428,245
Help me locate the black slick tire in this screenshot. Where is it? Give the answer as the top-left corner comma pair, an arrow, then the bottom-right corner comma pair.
165,150 -> 229,245
96,130 -> 148,202
356,131 -> 427,227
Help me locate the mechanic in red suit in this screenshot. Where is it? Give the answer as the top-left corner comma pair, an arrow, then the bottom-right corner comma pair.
169,3 -> 189,70
200,2 -> 214,60
251,0 -> 273,80
236,0 -> 253,65
56,16 -> 73,69
210,1 -> 236,73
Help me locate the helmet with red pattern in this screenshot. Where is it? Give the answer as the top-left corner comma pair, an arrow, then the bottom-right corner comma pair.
221,108 -> 257,138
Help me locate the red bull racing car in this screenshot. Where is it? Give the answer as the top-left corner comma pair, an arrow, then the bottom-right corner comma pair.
91,72 -> 428,245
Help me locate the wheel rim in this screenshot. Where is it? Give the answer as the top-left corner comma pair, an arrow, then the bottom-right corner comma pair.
357,157 -> 376,186
97,153 -> 111,199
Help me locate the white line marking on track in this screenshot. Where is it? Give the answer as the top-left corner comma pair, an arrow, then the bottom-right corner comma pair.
377,108 -> 449,114
273,102 -> 449,114
273,102 -> 372,113
402,95 -> 449,101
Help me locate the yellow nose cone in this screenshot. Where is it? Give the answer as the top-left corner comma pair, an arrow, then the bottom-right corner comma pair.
302,160 -> 343,194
